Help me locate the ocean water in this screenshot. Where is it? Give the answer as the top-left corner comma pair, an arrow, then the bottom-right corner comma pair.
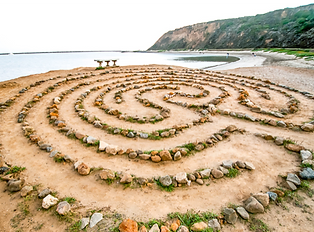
0,52 -> 233,82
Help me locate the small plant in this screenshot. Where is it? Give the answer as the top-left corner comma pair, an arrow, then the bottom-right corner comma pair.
226,168 -> 239,178
155,179 -> 175,192
67,220 -> 82,232
5,166 -> 26,175
63,197 -> 76,204
54,156 -> 64,163
183,143 -> 196,151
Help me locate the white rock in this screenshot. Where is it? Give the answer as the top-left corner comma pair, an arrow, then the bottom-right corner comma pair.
90,213 -> 103,228
74,161 -> 83,170
42,194 -> 59,209
175,172 -> 188,184
99,141 -> 109,151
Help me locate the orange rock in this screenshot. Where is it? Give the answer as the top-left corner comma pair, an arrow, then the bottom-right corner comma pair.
170,222 -> 179,231
161,226 -> 170,232
77,163 -> 90,176
139,225 -> 147,232
50,112 -> 59,117
151,155 -> 161,163
57,122 -> 66,128
94,102 -> 102,106
119,218 -> 138,232
150,151 -> 159,156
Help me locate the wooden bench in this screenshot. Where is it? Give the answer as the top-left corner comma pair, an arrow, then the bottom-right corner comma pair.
94,59 -> 119,67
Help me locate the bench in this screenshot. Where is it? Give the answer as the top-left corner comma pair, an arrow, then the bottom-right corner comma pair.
94,59 -> 119,67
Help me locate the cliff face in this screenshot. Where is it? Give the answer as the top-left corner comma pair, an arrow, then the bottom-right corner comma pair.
149,4 -> 314,50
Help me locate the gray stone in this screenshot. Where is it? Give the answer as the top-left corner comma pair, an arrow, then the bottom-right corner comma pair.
223,208 -> 237,224
139,154 -> 151,160
300,168 -> 314,180
245,162 -> 255,170
267,192 -> 278,201
211,169 -> 224,179
286,173 -> 301,185
127,132 -> 135,138
49,150 -> 59,158
90,213 -> 103,228
236,161 -> 246,168
177,225 -> 189,232
20,185 -> 33,197
218,166 -> 229,175
175,172 -> 188,184
140,133 -> 148,139
149,223 -> 160,232
236,207 -> 249,220
129,152 -> 138,159
244,196 -> 264,213
245,114 -> 256,122
300,150 -> 312,161
208,219 -> 221,231
222,160 -> 233,169
274,137 -> 284,146
7,179 -> 24,192
187,173 -> 196,181
80,217 -> 90,230
56,201 -> 71,215
199,169 -> 211,178
38,188 -> 51,198
301,123 -> 314,132
253,193 -> 269,207
174,151 -> 182,161
277,121 -> 286,127
286,180 -> 297,190
159,175 -> 172,187
195,144 -> 205,151
86,136 -> 97,144
0,167 -> 9,174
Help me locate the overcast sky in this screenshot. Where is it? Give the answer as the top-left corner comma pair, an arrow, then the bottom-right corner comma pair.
1,0 -> 313,53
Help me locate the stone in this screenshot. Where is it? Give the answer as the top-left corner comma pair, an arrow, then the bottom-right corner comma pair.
285,144 -> 305,152
139,225 -> 148,232
226,125 -> 237,132
159,150 -> 172,161
199,169 -> 211,178
253,193 -> 269,207
236,161 -> 246,168
7,179 -> 24,192
218,166 -> 229,175
300,168 -> 314,180
274,137 -> 284,146
119,218 -> 138,232
244,196 -> 264,213
159,175 -> 172,187
86,136 -> 97,144
90,213 -> 103,228
236,207 -> 249,220
99,141 -> 109,151
222,160 -> 233,169
129,152 -> 138,159
286,173 -> 301,185
271,189 -> 284,197
139,154 -> 151,160
80,218 -> 90,230
286,180 -> 297,190
75,132 -> 85,140
177,226 -> 189,232
136,177 -> 148,185
245,162 -> 255,170
196,179 -> 204,185
56,201 -> 71,215
170,220 -> 180,231
208,219 -> 221,231
120,173 -> 133,184
77,163 -> 90,175
38,188 -> 51,198
175,172 -> 188,184
195,144 -> 205,151
267,192 -> 278,201
223,208 -> 237,224
160,131 -> 170,137
300,150 -> 312,161
264,134 -> 274,140
20,185 -> 33,197
106,144 -> 119,155
0,166 -> 9,174
190,222 -> 208,231
187,173 -> 196,181
149,224 -> 160,232
99,169 -> 115,180
127,132 -> 135,138
301,123 -> 314,132
151,155 -> 161,163
211,169 -> 224,178
42,194 -> 59,209
160,226 -> 170,232
174,151 -> 181,161
49,150 -> 59,158
277,121 -> 286,127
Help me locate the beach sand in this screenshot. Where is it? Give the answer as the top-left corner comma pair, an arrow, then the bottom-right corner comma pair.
0,51 -> 314,232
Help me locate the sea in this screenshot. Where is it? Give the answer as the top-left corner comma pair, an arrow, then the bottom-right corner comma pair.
0,51 -> 237,82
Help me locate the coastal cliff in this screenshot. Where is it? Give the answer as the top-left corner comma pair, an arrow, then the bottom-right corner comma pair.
148,4 -> 314,50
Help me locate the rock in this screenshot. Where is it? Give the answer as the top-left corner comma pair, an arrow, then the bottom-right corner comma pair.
119,218 -> 138,232
160,131 -> 170,137
49,150 -> 59,158
0,166 -> 9,174
170,220 -> 180,231
300,150 -> 312,161
56,201 -> 71,215
139,225 -> 148,232
159,175 -> 172,187
218,166 -> 229,175
127,132 -> 135,138
159,150 -> 172,161
90,213 -> 103,228
236,207 -> 249,220
274,137 -> 284,146
77,163 -> 90,175
38,188 -> 51,198
151,155 -> 161,163
245,162 -> 255,170
226,125 -> 237,132
149,224 -> 160,232
271,189 -> 284,197
80,217 -> 90,230
160,226 -> 170,232
196,179 -> 204,185
286,173 -> 301,185
177,225 -> 189,232
187,173 -> 196,181
300,168 -> 314,180
277,121 -> 286,127
244,196 -> 264,213
7,179 -> 24,192
195,144 -> 205,151
199,169 -> 211,179
236,161 -> 246,168
286,180 -> 297,190
129,152 -> 138,159
75,132 -> 85,140
139,154 -> 151,160
20,185 -> 33,197
74,161 -> 83,170
42,194 -> 59,209
301,123 -> 314,132
267,192 -> 278,201
211,169 -> 224,179
223,208 -> 237,224
174,151 -> 182,161
106,144 -> 119,155
253,193 -> 269,207
120,173 -> 133,184
190,222 -> 208,231
136,177 -> 148,185
99,141 -> 109,151
86,136 -> 97,144
99,169 -> 116,180
175,172 -> 188,184
285,143 -> 305,152
222,160 -> 233,169
208,219 -> 221,231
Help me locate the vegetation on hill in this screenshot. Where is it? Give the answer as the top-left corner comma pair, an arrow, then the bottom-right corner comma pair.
149,4 -> 314,50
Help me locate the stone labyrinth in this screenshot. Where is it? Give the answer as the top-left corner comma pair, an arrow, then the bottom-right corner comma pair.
1,65 -> 314,230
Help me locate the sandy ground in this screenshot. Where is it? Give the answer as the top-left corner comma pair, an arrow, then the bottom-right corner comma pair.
0,52 -> 314,232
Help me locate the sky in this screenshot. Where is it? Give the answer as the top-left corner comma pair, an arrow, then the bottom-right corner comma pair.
1,0 -> 313,53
